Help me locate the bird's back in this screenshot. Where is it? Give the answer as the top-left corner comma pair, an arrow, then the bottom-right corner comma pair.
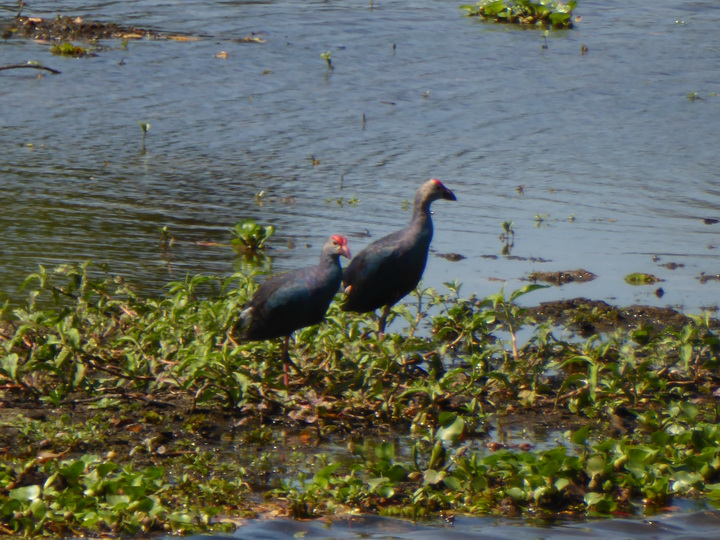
239,262 -> 342,341
342,225 -> 431,313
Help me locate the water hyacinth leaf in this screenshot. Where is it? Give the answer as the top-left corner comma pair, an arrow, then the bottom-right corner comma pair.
672,471 -> 702,492
60,460 -> 87,481
1,498 -> 21,517
386,464 -> 408,483
505,486 -> 525,500
555,477 -> 570,491
584,491 -> 604,506
375,442 -> 395,461
423,469 -> 446,486
585,454 -> 605,478
315,463 -> 341,482
436,412 -> 465,443
1,353 -> 19,381
443,475 -> 462,490
129,497 -> 156,513
571,425 -> 590,446
168,512 -> 194,523
706,483 -> 720,500
367,477 -> 392,495
106,494 -> 131,509
9,484 -> 41,501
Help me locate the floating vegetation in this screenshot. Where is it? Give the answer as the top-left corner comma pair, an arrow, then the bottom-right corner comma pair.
624,272 -> 662,285
1,263 -> 720,535
50,41 -> 94,57
462,0 -> 576,29
229,218 -> 275,255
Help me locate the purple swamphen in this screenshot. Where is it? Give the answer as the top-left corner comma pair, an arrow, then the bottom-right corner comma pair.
235,234 -> 351,384
341,178 -> 457,334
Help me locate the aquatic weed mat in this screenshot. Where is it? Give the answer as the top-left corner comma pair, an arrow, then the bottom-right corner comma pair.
2,263 -> 720,536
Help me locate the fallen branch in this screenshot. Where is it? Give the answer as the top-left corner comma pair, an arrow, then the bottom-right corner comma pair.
0,63 -> 61,74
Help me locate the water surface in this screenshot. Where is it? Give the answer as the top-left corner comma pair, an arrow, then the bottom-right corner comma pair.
2,0 -> 719,313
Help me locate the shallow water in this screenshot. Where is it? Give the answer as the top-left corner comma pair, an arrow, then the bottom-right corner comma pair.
183,510 -> 720,539
1,0 -> 719,314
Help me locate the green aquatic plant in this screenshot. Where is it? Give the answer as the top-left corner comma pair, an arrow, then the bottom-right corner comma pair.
320,51 -> 333,71
3,261 -> 720,534
229,218 -> 275,255
500,220 -> 514,254
463,0 -> 576,29
50,41 -> 91,57
624,272 -> 661,285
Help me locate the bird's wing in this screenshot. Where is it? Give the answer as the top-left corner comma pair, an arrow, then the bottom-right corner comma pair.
343,229 -> 406,286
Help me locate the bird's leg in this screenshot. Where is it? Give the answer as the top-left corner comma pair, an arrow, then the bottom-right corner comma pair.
377,304 -> 392,338
281,335 -> 304,387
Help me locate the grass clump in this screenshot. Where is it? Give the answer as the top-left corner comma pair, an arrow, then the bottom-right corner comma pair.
462,0 -> 576,29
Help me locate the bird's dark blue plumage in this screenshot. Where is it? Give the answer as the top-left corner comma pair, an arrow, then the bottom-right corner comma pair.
237,235 -> 351,341
341,179 -> 456,331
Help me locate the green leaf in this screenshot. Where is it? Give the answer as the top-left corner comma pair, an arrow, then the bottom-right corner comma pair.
436,413 -> 465,443
375,442 -> 395,461
584,491 -> 604,506
443,475 -> 462,490
571,426 -> 590,446
10,484 -> 41,501
586,454 -> 606,478
423,469 -> 446,485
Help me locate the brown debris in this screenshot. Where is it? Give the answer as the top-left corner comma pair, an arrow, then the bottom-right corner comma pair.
526,297 -> 715,334
3,15 -> 167,41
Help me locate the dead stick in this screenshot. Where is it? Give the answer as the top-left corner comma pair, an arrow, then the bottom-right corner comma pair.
0,64 -> 61,74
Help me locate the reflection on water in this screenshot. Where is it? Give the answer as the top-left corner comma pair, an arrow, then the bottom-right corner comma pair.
1,0 -> 719,313
179,510 -> 720,539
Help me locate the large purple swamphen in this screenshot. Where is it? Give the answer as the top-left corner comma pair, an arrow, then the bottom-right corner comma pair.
341,178 -> 456,334
235,235 -> 351,384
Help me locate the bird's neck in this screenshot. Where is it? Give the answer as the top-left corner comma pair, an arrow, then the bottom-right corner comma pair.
319,252 -> 341,272
411,192 -> 433,225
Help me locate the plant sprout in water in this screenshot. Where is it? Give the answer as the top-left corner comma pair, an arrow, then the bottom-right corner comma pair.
229,218 -> 275,256
500,220 -> 514,255
139,121 -> 150,153
320,51 -> 333,71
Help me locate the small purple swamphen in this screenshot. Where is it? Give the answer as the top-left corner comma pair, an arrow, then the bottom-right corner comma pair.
235,235 -> 351,384
341,178 -> 456,334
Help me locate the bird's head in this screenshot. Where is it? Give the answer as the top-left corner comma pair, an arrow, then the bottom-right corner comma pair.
328,235 -> 351,259
429,178 -> 457,201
